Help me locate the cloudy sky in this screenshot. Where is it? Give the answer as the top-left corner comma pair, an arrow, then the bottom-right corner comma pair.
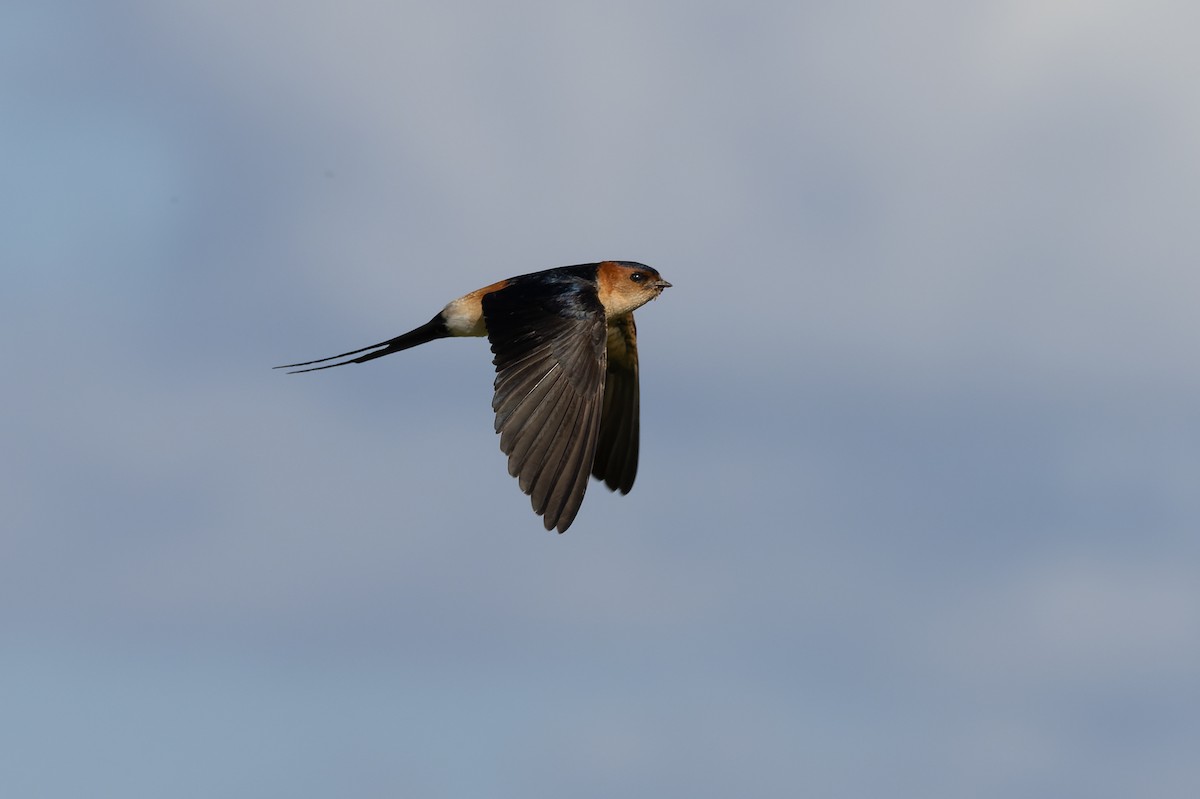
5,1 -> 1199,796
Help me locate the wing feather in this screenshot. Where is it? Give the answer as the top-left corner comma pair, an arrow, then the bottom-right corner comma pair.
592,314 -> 640,494
547,391 -> 603,531
482,271 -> 607,532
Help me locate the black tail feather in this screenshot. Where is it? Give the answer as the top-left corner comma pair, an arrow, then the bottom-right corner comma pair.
275,315 -> 449,374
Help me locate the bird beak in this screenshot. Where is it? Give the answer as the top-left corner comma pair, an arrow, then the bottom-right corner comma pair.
655,279 -> 672,289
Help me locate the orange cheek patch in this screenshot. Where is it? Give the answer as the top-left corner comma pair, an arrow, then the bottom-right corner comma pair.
595,261 -> 626,309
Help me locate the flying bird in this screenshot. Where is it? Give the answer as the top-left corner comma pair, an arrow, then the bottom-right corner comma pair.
277,261 -> 671,533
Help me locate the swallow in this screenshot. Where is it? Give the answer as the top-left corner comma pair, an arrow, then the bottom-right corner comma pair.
277,261 -> 671,533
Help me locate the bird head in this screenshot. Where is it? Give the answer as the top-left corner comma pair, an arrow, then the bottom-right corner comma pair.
597,261 -> 672,317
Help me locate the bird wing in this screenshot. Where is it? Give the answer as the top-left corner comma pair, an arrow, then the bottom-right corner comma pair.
483,276 -> 607,533
591,313 -> 640,494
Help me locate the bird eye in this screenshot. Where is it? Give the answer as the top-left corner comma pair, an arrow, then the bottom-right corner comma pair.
630,272 -> 645,283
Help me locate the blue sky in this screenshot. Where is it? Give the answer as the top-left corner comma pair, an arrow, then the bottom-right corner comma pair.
4,1 -> 1199,797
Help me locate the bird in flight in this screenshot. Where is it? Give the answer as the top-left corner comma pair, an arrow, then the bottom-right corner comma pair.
277,261 -> 671,533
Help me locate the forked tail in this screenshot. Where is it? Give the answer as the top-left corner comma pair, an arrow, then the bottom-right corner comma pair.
274,315 -> 449,373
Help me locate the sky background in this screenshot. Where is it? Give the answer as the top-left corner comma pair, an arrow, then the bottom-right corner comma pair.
4,1 -> 1199,796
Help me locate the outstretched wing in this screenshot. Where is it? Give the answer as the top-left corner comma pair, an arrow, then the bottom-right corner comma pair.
592,313 -> 639,494
483,273 -> 607,533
